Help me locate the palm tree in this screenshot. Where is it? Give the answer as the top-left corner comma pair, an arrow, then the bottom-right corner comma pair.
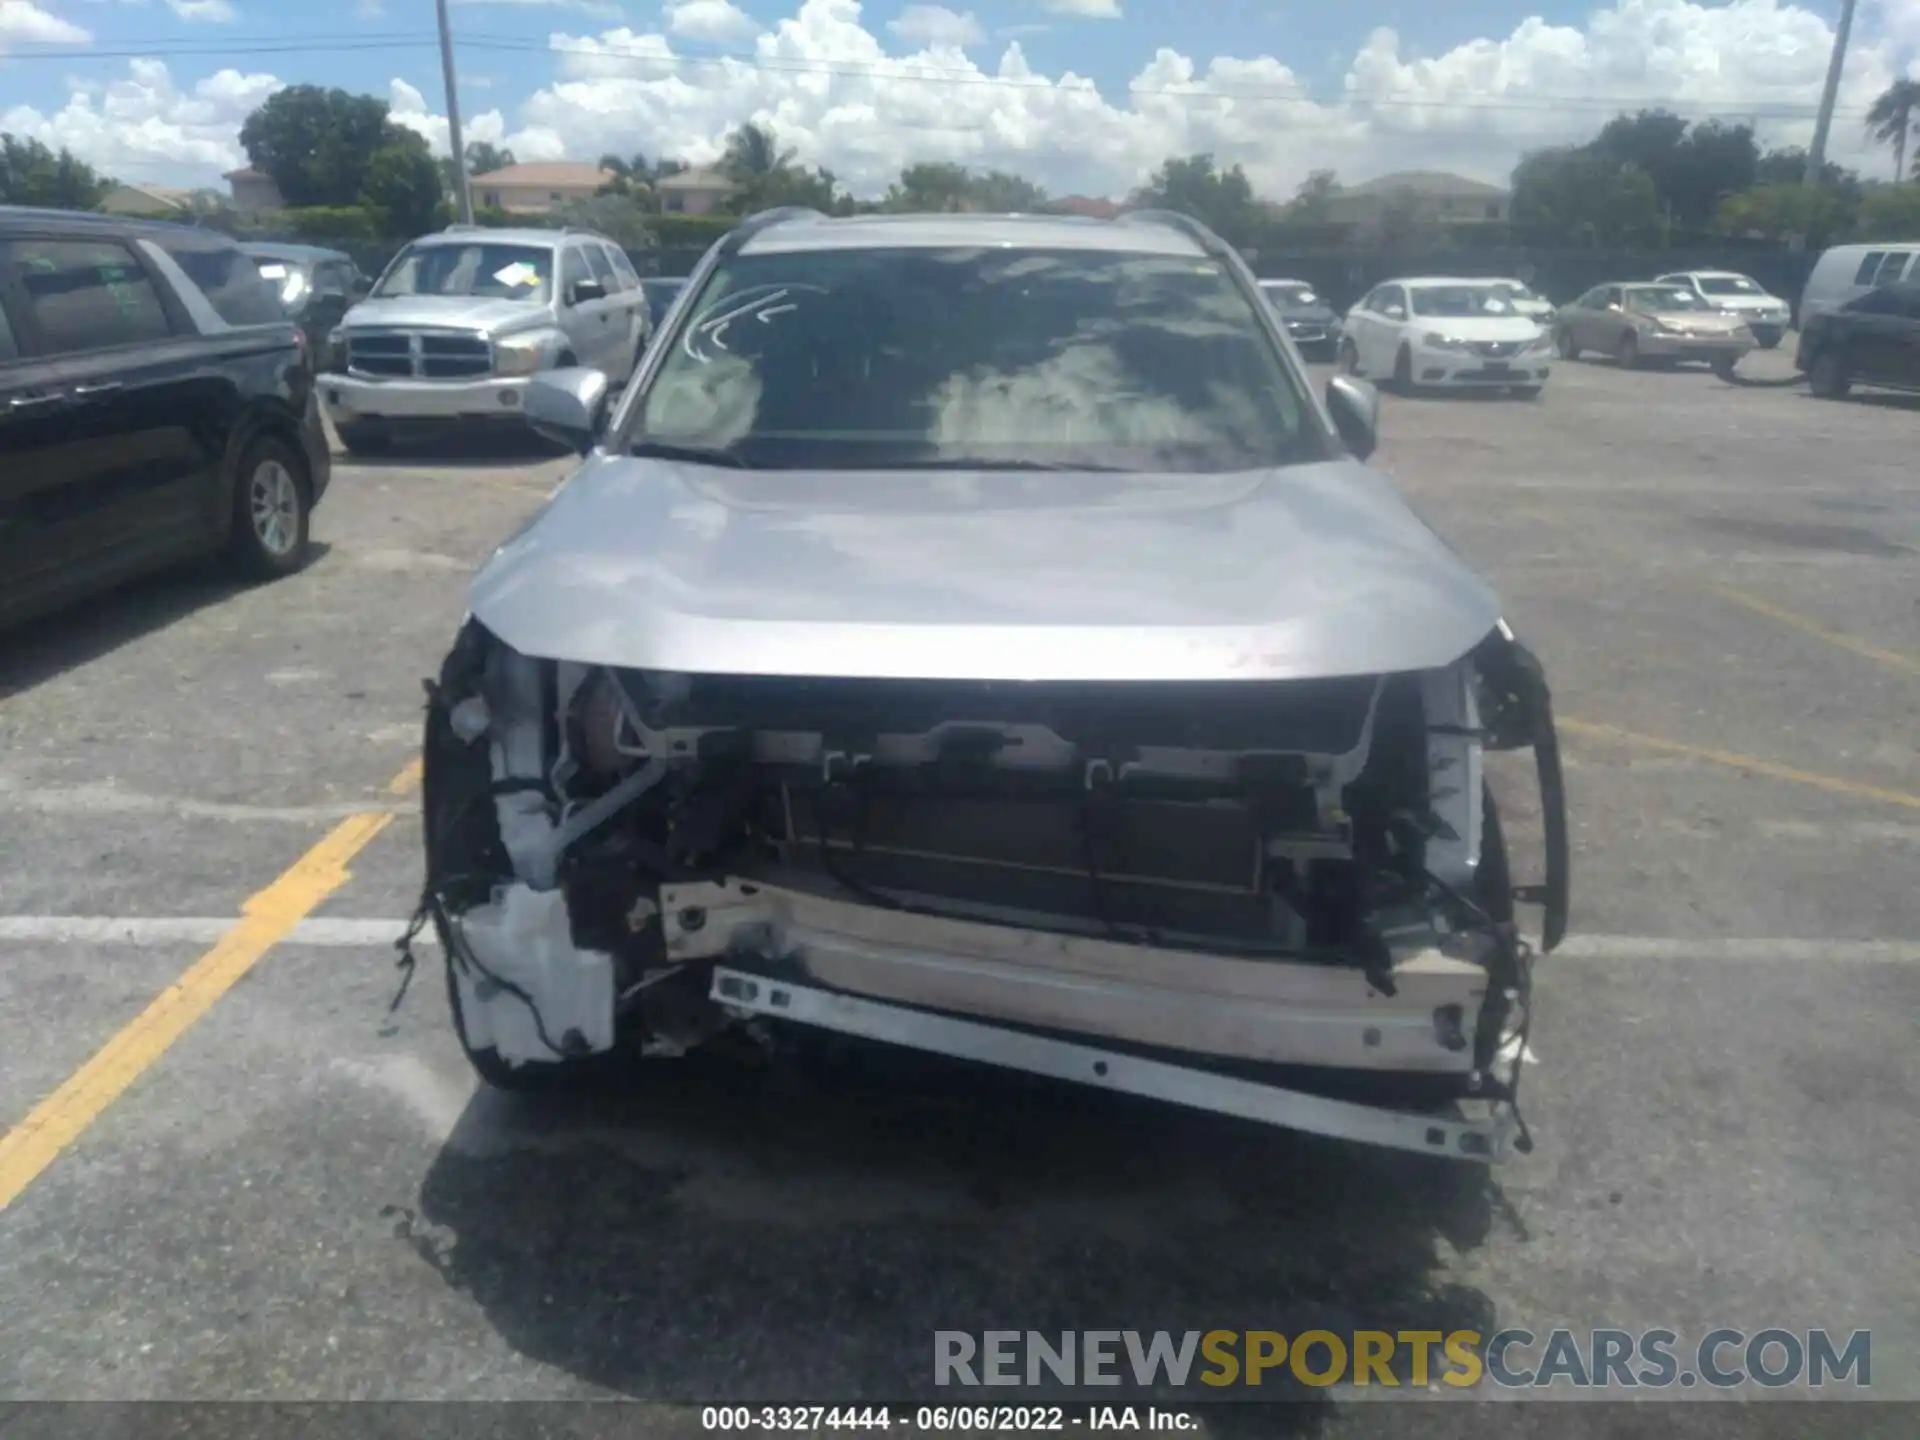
1865,79 -> 1920,183
721,123 -> 796,191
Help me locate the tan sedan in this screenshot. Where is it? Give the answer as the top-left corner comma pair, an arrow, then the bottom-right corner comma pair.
1553,282 -> 1755,375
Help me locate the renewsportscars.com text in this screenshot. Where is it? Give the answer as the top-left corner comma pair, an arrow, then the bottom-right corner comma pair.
934,1328 -> 1872,1392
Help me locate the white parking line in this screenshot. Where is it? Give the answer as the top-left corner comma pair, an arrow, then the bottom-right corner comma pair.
1,916 -> 1917,962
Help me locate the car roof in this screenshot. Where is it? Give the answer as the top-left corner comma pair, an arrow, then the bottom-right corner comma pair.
410,225 -> 602,249
242,241 -> 349,263
1388,276 -> 1506,287
736,210 -> 1211,258
0,205 -> 236,243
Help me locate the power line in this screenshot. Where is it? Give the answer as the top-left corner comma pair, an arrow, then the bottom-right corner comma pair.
1,28 -> 1891,119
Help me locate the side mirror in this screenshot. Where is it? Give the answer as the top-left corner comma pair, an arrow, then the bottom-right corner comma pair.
568,278 -> 607,306
524,367 -> 611,456
1325,375 -> 1379,462
1383,305 -> 1406,320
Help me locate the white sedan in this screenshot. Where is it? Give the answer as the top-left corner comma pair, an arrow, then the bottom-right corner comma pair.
1338,276 -> 1555,397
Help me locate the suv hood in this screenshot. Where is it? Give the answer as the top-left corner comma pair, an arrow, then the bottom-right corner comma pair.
467,457 -> 1501,683
342,294 -> 544,333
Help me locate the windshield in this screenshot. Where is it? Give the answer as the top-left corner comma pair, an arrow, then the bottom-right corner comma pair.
1487,281 -> 1542,304
248,256 -> 312,311
373,242 -> 552,301
1697,275 -> 1763,296
629,247 -> 1319,472
1407,284 -> 1518,318
1262,282 -> 1319,308
1626,286 -> 1712,313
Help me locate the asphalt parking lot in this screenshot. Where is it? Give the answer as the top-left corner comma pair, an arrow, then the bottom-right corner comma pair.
1,342 -> 1916,1434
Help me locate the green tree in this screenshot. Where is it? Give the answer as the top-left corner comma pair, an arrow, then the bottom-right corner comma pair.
1511,146 -> 1663,245
0,134 -> 112,210
1128,154 -> 1258,241
1753,146 -> 1856,189
751,164 -> 853,214
881,162 -> 1046,213
1584,109 -> 1757,229
1855,181 -> 1920,234
1286,169 -> 1340,222
240,85 -> 397,207
553,193 -> 655,248
1865,79 -> 1920,183
1716,182 -> 1852,246
359,131 -> 446,236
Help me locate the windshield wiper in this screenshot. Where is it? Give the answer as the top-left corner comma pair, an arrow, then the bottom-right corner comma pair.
627,440 -> 754,469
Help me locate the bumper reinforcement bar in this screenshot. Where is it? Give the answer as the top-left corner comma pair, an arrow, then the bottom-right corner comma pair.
709,967 -> 1518,1163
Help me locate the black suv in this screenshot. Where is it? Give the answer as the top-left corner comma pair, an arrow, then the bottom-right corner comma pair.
0,207 -> 330,631
1798,281 -> 1920,399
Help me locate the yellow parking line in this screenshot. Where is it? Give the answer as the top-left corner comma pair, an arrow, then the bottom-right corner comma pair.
0,762 -> 422,1212
1560,717 -> 1920,812
1707,583 -> 1920,679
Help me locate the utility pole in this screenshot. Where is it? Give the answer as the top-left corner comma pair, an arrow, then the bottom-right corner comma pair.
436,0 -> 473,224
1803,0 -> 1857,187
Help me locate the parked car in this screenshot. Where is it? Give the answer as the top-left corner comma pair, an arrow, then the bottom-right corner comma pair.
1796,281 -> 1920,399
1483,278 -> 1556,326
0,208 -> 329,631
1654,269 -> 1792,348
412,208 -> 1569,1165
1337,276 -> 1554,396
319,223 -> 651,454
1797,242 -> 1919,329
1553,282 -> 1754,375
241,241 -> 368,369
1257,278 -> 1341,358
639,276 -> 686,332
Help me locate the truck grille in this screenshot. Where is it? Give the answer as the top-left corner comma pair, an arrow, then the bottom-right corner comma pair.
346,331 -> 492,379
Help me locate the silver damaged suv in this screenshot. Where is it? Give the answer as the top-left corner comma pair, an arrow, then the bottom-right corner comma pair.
319,224 -> 650,453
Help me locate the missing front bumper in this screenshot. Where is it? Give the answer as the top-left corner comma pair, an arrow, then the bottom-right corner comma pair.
710,967 -> 1519,1162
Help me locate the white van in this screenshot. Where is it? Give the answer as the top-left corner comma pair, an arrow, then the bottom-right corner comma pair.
1797,243 -> 1919,327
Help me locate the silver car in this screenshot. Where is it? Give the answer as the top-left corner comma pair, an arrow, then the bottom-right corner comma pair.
410,208 -> 1570,1163
320,224 -> 650,453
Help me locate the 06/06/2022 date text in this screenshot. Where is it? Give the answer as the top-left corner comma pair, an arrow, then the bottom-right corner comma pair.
701,1405 -> 1202,1432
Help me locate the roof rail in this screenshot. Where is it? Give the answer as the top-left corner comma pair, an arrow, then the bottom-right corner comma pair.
1116,207 -> 1224,251
442,222 -> 487,233
716,206 -> 828,257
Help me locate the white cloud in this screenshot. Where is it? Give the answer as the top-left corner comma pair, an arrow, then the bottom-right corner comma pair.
353,0 -> 385,17
0,1 -> 92,44
889,5 -> 984,49
1040,0 -> 1119,18
387,75 -> 566,161
165,0 -> 237,19
0,58 -> 275,183
666,0 -> 757,42
14,0 -> 1920,198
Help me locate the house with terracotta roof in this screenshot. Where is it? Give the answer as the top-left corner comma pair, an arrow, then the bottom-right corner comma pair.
1324,170 -> 1511,231
1050,195 -> 1123,220
98,183 -> 196,217
653,166 -> 738,215
472,161 -> 622,214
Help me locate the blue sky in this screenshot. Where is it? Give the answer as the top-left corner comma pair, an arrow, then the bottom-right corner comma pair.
3,0 -> 1916,197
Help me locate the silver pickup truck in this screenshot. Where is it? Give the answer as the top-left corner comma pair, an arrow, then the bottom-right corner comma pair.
319,224 -> 650,453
